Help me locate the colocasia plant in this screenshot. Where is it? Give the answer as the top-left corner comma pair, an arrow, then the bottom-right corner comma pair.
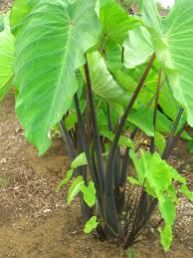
1,0 -> 193,252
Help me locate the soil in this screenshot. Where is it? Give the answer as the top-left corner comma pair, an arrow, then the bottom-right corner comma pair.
1,1 -> 193,258
0,95 -> 193,258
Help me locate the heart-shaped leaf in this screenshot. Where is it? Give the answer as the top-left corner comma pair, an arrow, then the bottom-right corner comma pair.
14,0 -> 101,154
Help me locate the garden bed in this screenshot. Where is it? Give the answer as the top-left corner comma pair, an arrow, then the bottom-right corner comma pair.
0,94 -> 192,258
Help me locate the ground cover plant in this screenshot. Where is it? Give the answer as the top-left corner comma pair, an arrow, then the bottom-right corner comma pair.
0,0 -> 193,252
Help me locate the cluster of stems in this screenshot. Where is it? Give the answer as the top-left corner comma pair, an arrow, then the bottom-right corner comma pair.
59,53 -> 186,247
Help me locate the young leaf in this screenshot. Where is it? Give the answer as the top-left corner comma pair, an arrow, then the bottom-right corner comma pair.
158,195 -> 176,226
57,153 -> 88,192
160,224 -> 173,252
14,0 -> 101,155
130,150 -> 188,251
71,152 -> 87,170
131,151 -> 174,191
171,169 -> 186,185
56,168 -> 74,192
179,185 -> 193,202
84,216 -> 99,234
67,176 -> 84,204
81,181 -> 97,208
145,153 -> 174,191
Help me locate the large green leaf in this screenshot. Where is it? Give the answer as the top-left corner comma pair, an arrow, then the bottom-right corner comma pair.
110,66 -> 158,108
11,0 -> 34,30
105,39 -> 122,70
87,51 -> 130,106
142,0 -> 163,34
100,0 -> 141,44
159,83 -> 180,121
14,0 -> 101,154
124,26 -> 154,69
0,30 -> 15,101
128,108 -> 172,136
111,68 -> 136,92
142,0 -> 193,127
